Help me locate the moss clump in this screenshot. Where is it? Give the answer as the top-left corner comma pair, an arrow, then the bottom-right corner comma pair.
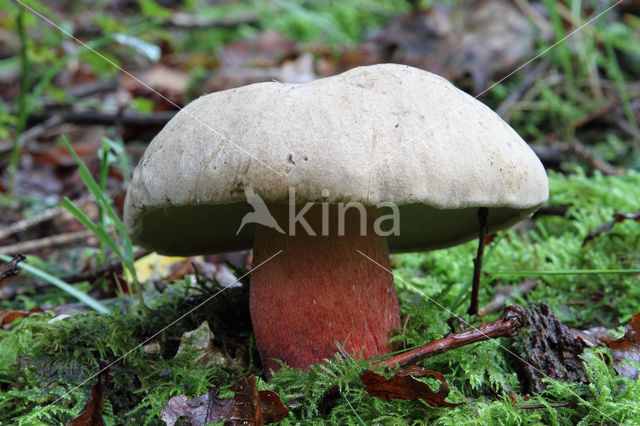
0,281 -> 252,424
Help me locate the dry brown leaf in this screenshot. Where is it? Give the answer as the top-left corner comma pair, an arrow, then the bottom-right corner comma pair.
360,366 -> 457,407
0,307 -> 43,327
67,360 -> 111,426
174,321 -> 228,368
601,312 -> 640,380
160,375 -> 288,426
121,64 -> 190,106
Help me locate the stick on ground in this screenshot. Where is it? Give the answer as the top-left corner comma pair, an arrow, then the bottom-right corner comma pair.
377,305 -> 525,369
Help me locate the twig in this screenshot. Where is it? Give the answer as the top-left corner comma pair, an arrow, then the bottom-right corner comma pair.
377,305 -> 526,369
563,138 -> 622,176
468,207 -> 488,316
478,280 -> 538,316
27,109 -> 176,128
17,114 -> 64,146
582,208 -> 640,246
0,196 -> 92,242
0,230 -> 95,255
62,249 -> 147,284
68,79 -> 119,98
540,97 -> 622,145
512,0 -> 552,37
518,402 -> 569,409
164,11 -> 259,29
496,61 -> 549,119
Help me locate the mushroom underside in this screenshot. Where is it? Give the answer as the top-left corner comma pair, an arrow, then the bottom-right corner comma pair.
130,202 -> 539,256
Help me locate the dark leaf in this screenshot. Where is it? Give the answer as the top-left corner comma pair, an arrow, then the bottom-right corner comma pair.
68,360 -> 111,426
160,375 -> 288,426
0,307 -> 43,326
360,366 -> 457,407
601,312 -> 640,380
0,253 -> 26,282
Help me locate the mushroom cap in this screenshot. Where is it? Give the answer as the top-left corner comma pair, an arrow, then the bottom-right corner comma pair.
124,63 -> 548,255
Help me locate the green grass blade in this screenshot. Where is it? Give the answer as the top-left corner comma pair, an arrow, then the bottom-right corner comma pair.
60,198 -> 123,262
61,137 -> 134,262
0,254 -> 109,314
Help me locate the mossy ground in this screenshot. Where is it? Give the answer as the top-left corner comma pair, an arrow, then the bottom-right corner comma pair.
1,169 -> 639,425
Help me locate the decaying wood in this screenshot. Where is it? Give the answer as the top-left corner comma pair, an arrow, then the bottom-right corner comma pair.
514,303 -> 588,393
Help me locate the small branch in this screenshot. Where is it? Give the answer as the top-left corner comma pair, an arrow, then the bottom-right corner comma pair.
0,196 -> 92,242
582,208 -> 640,246
518,402 -> 569,410
468,207 -> 488,316
62,249 -> 147,284
0,230 -> 95,256
164,11 -> 259,29
563,138 -> 622,176
27,109 -> 176,128
539,97 -> 622,146
377,305 -> 526,369
496,60 -> 549,119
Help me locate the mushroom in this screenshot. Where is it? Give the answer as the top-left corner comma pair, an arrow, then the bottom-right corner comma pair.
124,64 -> 548,374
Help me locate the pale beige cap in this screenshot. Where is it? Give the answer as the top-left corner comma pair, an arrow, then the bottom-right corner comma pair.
124,64 -> 548,255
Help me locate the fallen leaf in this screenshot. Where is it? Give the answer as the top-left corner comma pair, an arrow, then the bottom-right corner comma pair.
160,375 -> 288,426
68,360 -> 112,426
360,366 -> 457,407
130,252 -> 190,283
0,307 -> 43,326
601,312 -> 640,380
121,64 -> 190,107
220,30 -> 298,68
174,321 -> 228,367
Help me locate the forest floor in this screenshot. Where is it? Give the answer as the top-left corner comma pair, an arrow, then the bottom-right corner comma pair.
1,0 -> 640,424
